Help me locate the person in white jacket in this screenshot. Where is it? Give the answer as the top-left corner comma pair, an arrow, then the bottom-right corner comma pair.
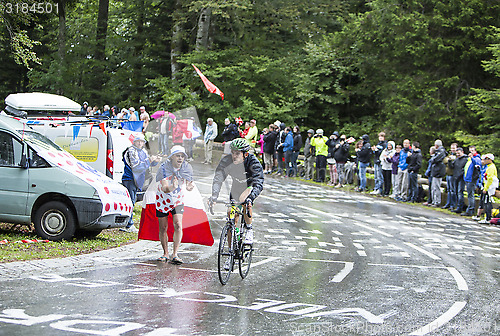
379,140 -> 396,196
204,118 -> 218,164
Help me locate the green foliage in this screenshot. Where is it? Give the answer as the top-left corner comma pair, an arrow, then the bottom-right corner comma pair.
2,0 -> 499,157
0,0 -> 42,69
462,28 -> 500,158
308,0 -> 500,152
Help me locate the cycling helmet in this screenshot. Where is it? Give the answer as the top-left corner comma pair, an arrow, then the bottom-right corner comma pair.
230,138 -> 250,152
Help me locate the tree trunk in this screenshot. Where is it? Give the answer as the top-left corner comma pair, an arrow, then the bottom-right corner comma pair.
94,0 -> 109,101
131,0 -> 145,103
195,7 -> 212,51
170,0 -> 183,80
57,0 -> 66,95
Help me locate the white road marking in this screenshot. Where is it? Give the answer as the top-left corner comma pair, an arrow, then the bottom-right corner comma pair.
296,205 -> 394,237
260,195 -> 283,202
179,256 -> 279,274
357,250 -> 367,257
293,258 -> 350,264
351,221 -> 393,237
292,258 -> 354,283
367,263 -> 446,269
134,263 -> 158,267
409,301 -> 467,335
446,267 -> 468,291
404,242 -> 441,260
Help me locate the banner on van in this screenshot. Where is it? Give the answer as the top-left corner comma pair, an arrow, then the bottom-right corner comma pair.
35,148 -> 133,217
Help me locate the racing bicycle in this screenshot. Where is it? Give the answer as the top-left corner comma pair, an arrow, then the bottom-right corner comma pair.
209,200 -> 254,285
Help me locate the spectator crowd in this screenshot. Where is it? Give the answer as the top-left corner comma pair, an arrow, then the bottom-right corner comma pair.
207,117 -> 499,224
78,100 -> 499,225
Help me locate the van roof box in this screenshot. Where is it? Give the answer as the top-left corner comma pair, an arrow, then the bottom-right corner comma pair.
5,93 -> 81,115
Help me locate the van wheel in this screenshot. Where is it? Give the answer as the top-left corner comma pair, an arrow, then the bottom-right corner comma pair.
34,201 -> 76,241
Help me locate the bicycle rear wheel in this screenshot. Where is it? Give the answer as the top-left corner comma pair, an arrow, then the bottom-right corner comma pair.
218,225 -> 234,285
238,227 -> 253,279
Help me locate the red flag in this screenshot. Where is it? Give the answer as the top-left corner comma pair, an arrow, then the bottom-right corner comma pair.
99,122 -> 107,136
88,122 -> 94,138
138,182 -> 214,246
192,64 -> 224,100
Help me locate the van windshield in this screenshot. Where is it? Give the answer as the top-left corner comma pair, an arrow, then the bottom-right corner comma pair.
18,130 -> 63,152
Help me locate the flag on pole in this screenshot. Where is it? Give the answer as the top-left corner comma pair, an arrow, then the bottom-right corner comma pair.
99,122 -> 106,136
192,64 -> 224,100
138,181 -> 214,246
72,125 -> 81,141
88,123 -> 94,138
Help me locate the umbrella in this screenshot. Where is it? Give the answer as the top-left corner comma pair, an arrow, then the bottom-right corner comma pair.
151,110 -> 165,119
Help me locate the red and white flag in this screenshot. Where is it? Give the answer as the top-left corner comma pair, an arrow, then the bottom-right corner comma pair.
138,181 -> 214,246
192,64 -> 224,100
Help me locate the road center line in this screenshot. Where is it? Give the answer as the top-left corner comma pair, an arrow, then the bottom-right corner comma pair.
404,242 -> 441,260
409,301 -> 467,335
446,267 -> 468,291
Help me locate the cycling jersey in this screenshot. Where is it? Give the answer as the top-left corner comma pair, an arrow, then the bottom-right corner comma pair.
211,153 -> 264,202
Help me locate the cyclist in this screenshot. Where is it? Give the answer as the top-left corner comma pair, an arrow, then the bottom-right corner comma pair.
209,138 -> 264,245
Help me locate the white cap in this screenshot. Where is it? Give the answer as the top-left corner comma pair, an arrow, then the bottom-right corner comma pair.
316,129 -> 324,135
483,153 -> 494,161
168,145 -> 187,159
133,134 -> 145,143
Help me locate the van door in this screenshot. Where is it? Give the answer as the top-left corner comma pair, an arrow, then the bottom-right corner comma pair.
0,131 -> 29,218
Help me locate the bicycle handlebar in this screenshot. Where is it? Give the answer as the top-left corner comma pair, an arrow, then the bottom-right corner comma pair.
207,199 -> 252,218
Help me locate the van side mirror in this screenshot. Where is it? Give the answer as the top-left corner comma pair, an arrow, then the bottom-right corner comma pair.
20,154 -> 29,169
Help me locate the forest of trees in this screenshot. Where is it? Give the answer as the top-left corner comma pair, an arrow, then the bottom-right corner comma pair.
1,0 -> 499,156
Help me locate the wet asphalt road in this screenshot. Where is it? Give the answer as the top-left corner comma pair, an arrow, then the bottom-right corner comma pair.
1,165 -> 500,335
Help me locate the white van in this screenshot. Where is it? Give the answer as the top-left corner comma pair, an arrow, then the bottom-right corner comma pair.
4,92 -> 142,182
0,115 -> 133,240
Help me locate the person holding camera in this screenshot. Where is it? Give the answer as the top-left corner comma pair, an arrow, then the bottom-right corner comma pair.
310,129 -> 329,183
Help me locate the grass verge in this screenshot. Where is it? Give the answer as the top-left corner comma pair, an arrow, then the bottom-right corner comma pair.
0,206 -> 142,263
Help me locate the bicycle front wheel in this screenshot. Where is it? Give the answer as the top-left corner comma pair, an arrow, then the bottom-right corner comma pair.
238,228 -> 253,279
218,225 -> 234,285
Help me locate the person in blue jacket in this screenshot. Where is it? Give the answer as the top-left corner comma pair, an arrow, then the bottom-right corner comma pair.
461,146 -> 482,217
396,139 -> 412,201
122,134 -> 160,232
282,127 -> 294,177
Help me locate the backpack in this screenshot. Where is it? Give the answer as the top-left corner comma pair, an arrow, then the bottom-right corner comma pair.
276,130 -> 286,151
231,124 -> 240,140
122,146 -> 133,167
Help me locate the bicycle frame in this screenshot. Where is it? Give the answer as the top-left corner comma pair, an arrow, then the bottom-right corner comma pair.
215,200 -> 253,285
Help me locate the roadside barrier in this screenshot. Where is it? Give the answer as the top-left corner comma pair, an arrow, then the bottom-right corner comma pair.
0,239 -> 50,244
